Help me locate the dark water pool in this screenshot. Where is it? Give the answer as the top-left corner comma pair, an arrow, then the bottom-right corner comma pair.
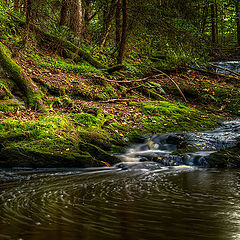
0,167 -> 240,240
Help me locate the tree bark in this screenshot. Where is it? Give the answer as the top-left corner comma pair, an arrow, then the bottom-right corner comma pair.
200,2 -> 208,34
211,3 -> 217,45
115,0 -> 122,48
24,0 -> 31,49
69,0 -> 82,37
117,0 -> 127,64
60,0 -> 69,26
236,1 -> 240,46
101,0 -> 117,49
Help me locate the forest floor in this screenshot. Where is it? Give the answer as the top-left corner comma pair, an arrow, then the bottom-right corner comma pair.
0,44 -> 239,168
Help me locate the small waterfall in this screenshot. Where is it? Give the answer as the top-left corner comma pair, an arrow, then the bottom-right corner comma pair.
117,120 -> 240,169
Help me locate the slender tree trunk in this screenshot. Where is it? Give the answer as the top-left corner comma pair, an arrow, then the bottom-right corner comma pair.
215,0 -> 219,44
211,3 -> 217,45
69,0 -> 82,38
24,0 -> 31,49
14,0 -> 21,12
115,0 -> 122,48
82,0 -> 91,36
60,0 -> 68,26
200,2 -> 208,34
101,0 -> 117,49
236,1 -> 240,46
117,0 -> 127,64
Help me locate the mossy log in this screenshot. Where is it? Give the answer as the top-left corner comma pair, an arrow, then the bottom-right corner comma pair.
10,14 -> 105,69
0,42 -> 43,108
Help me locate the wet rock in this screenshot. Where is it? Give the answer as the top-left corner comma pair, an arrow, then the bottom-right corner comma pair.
205,143 -> 240,168
139,157 -> 150,162
166,134 -> 184,145
131,134 -> 151,144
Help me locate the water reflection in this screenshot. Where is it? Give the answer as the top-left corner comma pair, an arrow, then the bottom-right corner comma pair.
0,167 -> 240,240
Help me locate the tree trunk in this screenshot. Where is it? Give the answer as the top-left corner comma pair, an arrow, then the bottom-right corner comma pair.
60,0 -> 68,26
236,1 -> 240,46
215,0 -> 219,44
200,2 -> 208,34
101,0 -> 117,49
115,0 -> 122,48
69,0 -> 82,38
211,3 -> 217,45
82,0 -> 91,37
117,0 -> 127,64
24,0 -> 31,49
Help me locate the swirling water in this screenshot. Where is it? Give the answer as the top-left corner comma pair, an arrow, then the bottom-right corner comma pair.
1,167 -> 240,240
1,120 -> 240,240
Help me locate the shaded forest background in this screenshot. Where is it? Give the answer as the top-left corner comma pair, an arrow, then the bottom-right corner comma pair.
2,0 -> 240,69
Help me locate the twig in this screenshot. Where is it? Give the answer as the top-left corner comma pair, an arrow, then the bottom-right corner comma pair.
150,67 -> 188,102
92,73 -> 164,83
126,84 -> 144,92
209,63 -> 240,77
100,98 -> 142,103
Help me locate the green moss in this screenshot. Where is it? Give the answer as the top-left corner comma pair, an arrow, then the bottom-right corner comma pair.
73,113 -> 100,126
0,82 -> 14,99
0,114 -> 75,152
128,101 -> 221,133
0,99 -> 25,112
0,43 -> 28,92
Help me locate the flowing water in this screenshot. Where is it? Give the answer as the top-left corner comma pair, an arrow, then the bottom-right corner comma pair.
0,120 -> 240,240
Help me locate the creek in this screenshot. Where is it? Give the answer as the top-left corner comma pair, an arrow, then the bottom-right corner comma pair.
0,120 -> 240,240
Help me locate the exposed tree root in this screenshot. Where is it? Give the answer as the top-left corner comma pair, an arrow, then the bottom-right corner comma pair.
0,42 -> 43,109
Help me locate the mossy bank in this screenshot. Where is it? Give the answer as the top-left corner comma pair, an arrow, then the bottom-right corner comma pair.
0,100 -> 223,168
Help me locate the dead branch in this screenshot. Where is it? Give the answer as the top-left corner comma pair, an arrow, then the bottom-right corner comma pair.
100,98 -> 142,103
151,67 -> 188,102
92,73 -> 164,83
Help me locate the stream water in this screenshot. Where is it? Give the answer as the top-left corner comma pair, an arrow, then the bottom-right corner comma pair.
0,120 -> 240,240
